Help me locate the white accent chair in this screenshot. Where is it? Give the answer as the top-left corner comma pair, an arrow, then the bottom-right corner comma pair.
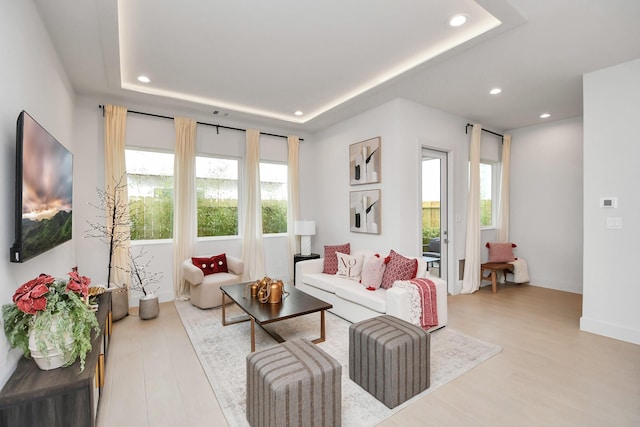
181,255 -> 245,309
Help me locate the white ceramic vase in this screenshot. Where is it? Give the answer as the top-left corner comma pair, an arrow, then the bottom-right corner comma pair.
28,316 -> 74,370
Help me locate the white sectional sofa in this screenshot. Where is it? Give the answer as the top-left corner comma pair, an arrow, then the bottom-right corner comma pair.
295,250 -> 447,330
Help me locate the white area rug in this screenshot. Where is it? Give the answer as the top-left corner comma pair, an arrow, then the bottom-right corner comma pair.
174,301 -> 502,427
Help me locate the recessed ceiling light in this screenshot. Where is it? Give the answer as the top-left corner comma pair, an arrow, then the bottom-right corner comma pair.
489,88 -> 502,95
540,113 -> 551,119
294,110 -> 303,116
137,75 -> 150,83
449,14 -> 468,27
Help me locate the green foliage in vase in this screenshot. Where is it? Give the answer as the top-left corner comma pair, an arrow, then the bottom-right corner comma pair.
2,273 -> 100,371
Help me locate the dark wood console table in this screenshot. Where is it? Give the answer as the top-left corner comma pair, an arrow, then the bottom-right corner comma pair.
0,292 -> 112,427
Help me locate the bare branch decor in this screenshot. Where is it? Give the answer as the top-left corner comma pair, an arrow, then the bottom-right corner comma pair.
85,175 -> 130,287
119,247 -> 163,297
85,175 -> 131,320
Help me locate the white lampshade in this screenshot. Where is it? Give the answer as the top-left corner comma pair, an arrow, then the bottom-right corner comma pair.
294,220 -> 316,236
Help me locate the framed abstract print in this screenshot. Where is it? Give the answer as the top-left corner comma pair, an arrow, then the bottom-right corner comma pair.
349,137 -> 381,185
350,189 -> 381,234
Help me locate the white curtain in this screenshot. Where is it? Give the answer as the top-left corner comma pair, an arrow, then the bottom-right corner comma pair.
241,129 -> 266,280
172,117 -> 197,300
103,104 -> 131,289
461,124 -> 482,294
496,134 -> 512,243
286,136 -> 301,281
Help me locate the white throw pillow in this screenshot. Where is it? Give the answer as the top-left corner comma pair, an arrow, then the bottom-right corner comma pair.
335,251 -> 364,280
360,253 -> 387,289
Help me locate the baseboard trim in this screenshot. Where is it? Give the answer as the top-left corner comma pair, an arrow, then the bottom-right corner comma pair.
580,316 -> 640,345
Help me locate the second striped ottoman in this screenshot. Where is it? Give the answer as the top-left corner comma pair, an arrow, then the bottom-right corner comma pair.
246,338 -> 342,427
349,315 -> 430,408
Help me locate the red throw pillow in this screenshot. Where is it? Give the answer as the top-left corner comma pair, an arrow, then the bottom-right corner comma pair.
210,253 -> 229,273
192,254 -> 228,276
380,250 -> 418,290
323,243 -> 350,274
486,242 -> 517,262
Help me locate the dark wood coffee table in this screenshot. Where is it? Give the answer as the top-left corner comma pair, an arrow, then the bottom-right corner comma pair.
220,282 -> 333,352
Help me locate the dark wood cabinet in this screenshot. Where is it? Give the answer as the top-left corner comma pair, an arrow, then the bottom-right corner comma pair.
0,292 -> 112,427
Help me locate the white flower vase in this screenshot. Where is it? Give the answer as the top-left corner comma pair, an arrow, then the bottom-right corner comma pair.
28,316 -> 74,370
139,294 -> 159,320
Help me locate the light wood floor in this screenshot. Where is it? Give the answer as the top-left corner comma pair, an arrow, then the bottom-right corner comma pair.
97,284 -> 640,427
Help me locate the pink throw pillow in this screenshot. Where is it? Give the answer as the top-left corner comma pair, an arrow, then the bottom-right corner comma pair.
487,242 -> 517,262
360,254 -> 386,289
380,250 -> 418,290
323,243 -> 350,274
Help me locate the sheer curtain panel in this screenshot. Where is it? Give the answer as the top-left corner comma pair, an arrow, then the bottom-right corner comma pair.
461,124 -> 482,294
103,104 -> 131,289
496,134 -> 512,243
287,136 -> 301,281
172,117 -> 197,300
241,129 -> 266,280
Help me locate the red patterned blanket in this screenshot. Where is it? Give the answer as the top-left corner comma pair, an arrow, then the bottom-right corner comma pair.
411,278 -> 439,329
393,278 -> 438,329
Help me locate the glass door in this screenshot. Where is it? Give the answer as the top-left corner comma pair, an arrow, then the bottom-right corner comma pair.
421,148 -> 448,281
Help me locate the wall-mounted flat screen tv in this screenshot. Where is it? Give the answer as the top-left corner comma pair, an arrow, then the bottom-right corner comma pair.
10,111 -> 73,263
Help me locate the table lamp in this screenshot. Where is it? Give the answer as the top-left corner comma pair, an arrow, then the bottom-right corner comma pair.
295,220 -> 316,256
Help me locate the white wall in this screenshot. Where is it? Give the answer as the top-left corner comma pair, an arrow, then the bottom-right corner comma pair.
508,118 -> 584,293
581,58 -> 640,345
309,98 -> 586,298
0,0 -> 76,388
309,99 -> 475,293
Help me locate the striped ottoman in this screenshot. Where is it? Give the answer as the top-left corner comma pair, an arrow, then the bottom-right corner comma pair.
246,338 -> 342,427
349,315 -> 430,408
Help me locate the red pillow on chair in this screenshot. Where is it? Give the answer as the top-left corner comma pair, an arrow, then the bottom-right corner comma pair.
486,242 -> 517,262
192,254 -> 229,275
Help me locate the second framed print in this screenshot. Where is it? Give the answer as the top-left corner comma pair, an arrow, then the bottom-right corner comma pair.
349,137 -> 381,185
350,190 -> 381,234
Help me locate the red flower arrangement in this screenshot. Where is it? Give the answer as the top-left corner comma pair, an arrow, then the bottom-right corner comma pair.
11,272 -> 91,316
12,274 -> 55,315
66,271 -> 91,300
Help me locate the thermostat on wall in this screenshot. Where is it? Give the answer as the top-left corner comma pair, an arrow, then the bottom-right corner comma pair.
600,197 -> 617,208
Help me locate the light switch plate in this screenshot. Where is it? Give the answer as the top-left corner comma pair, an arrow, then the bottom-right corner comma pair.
606,217 -> 622,229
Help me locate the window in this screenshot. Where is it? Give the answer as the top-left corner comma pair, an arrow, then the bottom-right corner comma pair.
196,156 -> 239,237
480,161 -> 496,227
125,150 -> 287,239
260,162 -> 288,234
126,149 -> 174,240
